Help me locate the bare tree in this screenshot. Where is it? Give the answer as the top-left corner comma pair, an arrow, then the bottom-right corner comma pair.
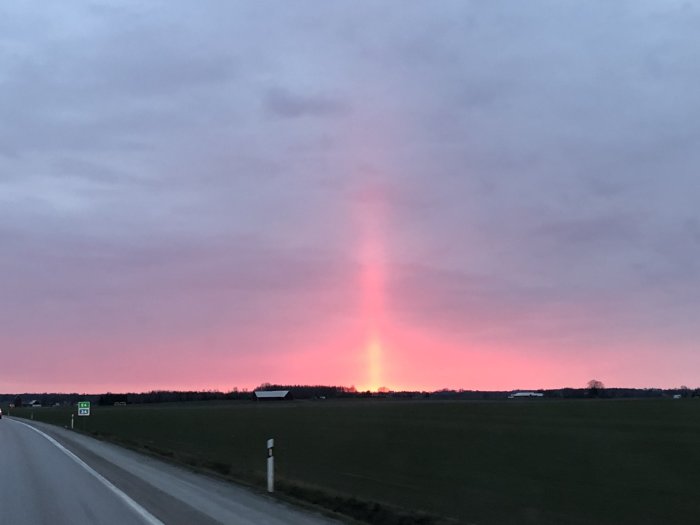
587,379 -> 605,397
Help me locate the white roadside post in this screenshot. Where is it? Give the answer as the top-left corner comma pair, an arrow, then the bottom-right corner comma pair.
71,413 -> 74,430
267,438 -> 275,493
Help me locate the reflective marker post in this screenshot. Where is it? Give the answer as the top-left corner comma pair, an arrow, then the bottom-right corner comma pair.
71,413 -> 74,430
267,438 -> 274,493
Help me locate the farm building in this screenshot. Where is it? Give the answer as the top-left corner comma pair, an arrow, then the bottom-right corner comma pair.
254,390 -> 291,401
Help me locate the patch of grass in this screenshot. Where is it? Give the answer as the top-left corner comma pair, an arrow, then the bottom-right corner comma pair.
276,480 -> 452,525
142,443 -> 176,458
7,399 -> 700,524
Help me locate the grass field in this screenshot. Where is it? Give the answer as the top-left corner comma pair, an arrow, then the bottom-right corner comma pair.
7,398 -> 700,525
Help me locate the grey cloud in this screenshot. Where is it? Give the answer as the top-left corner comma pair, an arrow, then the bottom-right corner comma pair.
49,157 -> 146,186
0,4 -> 241,158
534,214 -> 643,245
388,263 -> 617,345
685,219 -> 700,245
264,87 -> 347,118
0,229 -> 355,339
387,257 -> 697,352
581,175 -> 631,198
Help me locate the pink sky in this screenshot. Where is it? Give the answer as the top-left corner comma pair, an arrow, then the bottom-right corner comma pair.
2,2 -> 700,393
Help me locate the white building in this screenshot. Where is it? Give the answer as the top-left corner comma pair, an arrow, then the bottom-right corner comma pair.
508,392 -> 544,399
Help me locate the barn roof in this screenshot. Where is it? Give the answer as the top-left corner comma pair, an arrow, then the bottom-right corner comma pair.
254,390 -> 290,399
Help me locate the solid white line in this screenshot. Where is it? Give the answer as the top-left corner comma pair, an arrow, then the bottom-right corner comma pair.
9,418 -> 164,525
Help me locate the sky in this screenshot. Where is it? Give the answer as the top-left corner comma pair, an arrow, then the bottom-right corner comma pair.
1,1 -> 699,393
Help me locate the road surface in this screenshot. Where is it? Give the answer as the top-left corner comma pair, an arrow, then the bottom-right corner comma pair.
0,417 -> 339,525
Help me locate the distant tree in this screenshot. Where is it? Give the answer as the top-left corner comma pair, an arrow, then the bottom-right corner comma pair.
587,379 -> 605,397
12,395 -> 22,407
99,393 -> 128,406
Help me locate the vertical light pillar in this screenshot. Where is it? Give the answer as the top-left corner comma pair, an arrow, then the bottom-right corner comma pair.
267,438 -> 275,493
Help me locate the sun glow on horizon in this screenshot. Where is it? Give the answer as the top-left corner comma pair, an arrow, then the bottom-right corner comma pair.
356,183 -> 389,391
360,335 -> 383,392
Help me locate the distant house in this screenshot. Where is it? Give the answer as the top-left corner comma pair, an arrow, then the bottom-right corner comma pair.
27,400 -> 42,407
673,394 -> 682,399
254,390 -> 291,401
508,392 -> 544,399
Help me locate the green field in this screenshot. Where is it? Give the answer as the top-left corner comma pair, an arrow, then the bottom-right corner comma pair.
8,399 -> 700,525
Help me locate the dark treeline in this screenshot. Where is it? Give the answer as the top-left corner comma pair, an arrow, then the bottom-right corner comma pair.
430,387 -> 700,400
0,393 -> 87,406
99,390 -> 252,405
253,384 -> 362,399
2,386 -> 699,406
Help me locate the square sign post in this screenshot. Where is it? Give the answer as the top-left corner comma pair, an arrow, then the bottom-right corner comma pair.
78,401 -> 90,416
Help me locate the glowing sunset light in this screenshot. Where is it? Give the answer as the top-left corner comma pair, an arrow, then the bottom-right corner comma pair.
363,336 -> 383,393
357,192 -> 389,392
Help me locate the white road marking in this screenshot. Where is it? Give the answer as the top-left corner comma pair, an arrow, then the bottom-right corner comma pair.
9,418 -> 165,525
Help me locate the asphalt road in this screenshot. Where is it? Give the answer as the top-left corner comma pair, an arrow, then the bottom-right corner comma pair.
0,417 -> 338,525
